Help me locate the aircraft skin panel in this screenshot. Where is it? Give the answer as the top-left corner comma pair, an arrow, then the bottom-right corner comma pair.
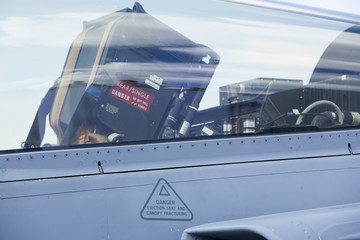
1,151 -> 359,200
99,130 -> 357,174
1,160 -> 360,239
1,130 -> 360,239
351,139 -> 360,154
0,129 -> 358,182
0,149 -> 100,182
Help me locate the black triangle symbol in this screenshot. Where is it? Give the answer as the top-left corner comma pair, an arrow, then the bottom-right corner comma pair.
159,186 -> 170,196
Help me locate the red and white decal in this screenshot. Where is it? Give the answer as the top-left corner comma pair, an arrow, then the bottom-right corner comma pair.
109,80 -> 155,112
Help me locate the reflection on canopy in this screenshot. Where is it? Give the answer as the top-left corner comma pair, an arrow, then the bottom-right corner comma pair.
22,2 -> 360,150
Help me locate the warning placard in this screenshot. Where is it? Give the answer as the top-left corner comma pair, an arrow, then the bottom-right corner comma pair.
109,80 -> 154,112
140,178 -> 193,221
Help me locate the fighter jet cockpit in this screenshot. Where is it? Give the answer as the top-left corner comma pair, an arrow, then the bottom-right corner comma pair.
4,1 -> 359,150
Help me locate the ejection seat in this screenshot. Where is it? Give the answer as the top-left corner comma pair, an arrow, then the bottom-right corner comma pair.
24,2 -> 220,148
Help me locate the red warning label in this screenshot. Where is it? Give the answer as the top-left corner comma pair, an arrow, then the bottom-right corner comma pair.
109,80 -> 155,112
